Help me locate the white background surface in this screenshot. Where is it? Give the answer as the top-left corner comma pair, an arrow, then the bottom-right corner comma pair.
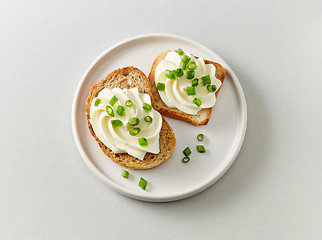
1,0 -> 322,239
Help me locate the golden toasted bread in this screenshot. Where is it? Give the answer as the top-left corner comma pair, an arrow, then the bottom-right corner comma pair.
86,67 -> 176,169
148,50 -> 225,126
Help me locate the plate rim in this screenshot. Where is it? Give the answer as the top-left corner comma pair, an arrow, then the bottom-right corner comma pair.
71,33 -> 247,202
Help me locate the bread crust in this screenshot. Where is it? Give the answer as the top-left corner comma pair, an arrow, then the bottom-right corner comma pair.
85,67 -> 176,169
148,50 -> 226,126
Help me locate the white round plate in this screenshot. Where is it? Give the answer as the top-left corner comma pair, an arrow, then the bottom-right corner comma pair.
71,33 -> 247,202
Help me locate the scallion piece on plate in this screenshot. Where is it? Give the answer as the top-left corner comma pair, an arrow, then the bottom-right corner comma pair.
196,145 -> 206,153
186,70 -> 195,79
144,116 -> 153,122
121,169 -> 129,179
207,84 -> 217,92
176,68 -> 184,77
193,98 -> 202,107
201,75 -> 211,85
197,134 -> 204,141
183,147 -> 191,157
139,177 -> 147,190
117,105 -> 125,116
94,98 -> 101,106
182,156 -> 190,163
187,61 -> 197,70
142,102 -> 152,111
186,86 -> 196,96
175,48 -> 184,55
125,100 -> 133,107
129,127 -> 141,136
128,117 -> 139,126
157,82 -> 165,91
182,55 -> 191,64
138,137 -> 148,147
109,95 -> 118,106
106,106 -> 114,117
111,120 -> 123,127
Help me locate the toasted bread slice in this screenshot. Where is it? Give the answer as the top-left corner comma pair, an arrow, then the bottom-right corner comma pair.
148,50 -> 226,126
85,67 -> 176,169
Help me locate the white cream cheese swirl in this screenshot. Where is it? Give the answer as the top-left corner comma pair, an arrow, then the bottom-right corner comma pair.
155,51 -> 222,115
89,88 -> 162,160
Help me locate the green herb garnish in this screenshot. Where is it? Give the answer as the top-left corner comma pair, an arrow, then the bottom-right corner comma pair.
193,98 -> 202,107
186,86 -> 196,96
144,116 -> 153,122
121,169 -> 129,179
125,100 -> 133,107
201,75 -> 211,85
106,106 -> 114,117
109,95 -> 118,106
196,145 -> 206,153
111,120 -> 123,127
117,105 -> 125,116
139,177 -> 147,190
157,82 -> 165,91
129,127 -> 141,136
94,98 -> 101,106
128,117 -> 139,126
183,147 -> 191,157
138,137 -> 148,147
182,157 -> 190,163
142,102 -> 152,111
197,134 -> 204,141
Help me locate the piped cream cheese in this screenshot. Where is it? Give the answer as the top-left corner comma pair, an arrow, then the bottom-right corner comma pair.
155,50 -> 222,115
89,88 -> 162,160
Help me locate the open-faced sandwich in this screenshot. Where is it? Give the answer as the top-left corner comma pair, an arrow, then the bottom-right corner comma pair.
148,48 -> 225,126
85,67 -> 176,169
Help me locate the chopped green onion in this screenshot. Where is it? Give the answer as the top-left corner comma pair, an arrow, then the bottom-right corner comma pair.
182,156 -> 190,163
128,117 -> 139,126
175,48 -> 184,55
165,70 -> 171,78
183,147 -> 191,157
192,78 -> 199,87
144,116 -> 153,122
125,100 -> 133,107
197,134 -> 204,141
129,127 -> 141,136
201,75 -> 211,85
182,55 -> 191,64
196,145 -> 206,153
186,86 -> 196,96
186,70 -> 195,79
111,120 -> 123,127
117,105 -> 125,116
94,98 -> 101,106
171,70 -> 178,79
165,69 -> 177,80
142,102 -> 152,111
176,68 -> 184,77
193,98 -> 202,107
138,137 -> 148,147
121,169 -> 129,179
109,95 -> 118,106
106,106 -> 114,117
207,85 -> 217,92
157,82 -> 165,91
179,61 -> 187,70
187,61 -> 197,70
139,177 -> 147,190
